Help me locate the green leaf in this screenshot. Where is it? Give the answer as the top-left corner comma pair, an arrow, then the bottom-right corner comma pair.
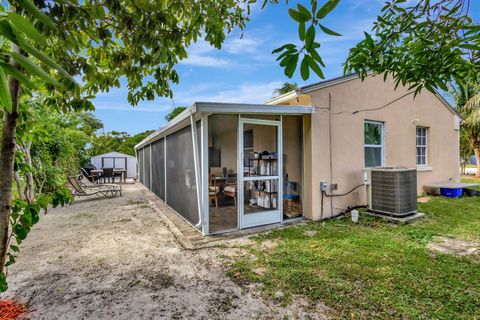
297,4 -> 312,20
288,8 -> 309,23
9,52 -> 60,87
298,22 -> 306,41
309,48 -> 325,67
300,56 -> 310,80
284,53 -> 299,78
1,63 -> 37,89
364,32 -> 374,47
319,24 -> 342,36
0,67 -> 12,113
305,25 -> 316,51
18,40 -> 79,87
0,272 -> 7,293
7,12 -> 47,45
306,55 -> 324,79
13,224 -> 28,240
316,0 -> 340,19
13,0 -> 54,28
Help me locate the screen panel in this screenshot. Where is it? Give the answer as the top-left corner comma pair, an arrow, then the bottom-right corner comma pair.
138,148 -> 144,184
166,125 -> 199,225
144,144 -> 151,189
151,138 -> 165,200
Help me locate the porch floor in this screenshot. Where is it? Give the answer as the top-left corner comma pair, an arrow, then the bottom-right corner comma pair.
139,183 -> 305,249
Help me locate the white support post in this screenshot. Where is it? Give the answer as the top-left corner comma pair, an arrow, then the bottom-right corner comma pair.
190,115 -> 203,231
279,115 -> 284,223
200,114 -> 209,235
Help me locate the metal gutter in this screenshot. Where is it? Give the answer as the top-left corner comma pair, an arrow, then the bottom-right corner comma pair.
434,91 -> 462,119
300,73 -> 364,94
134,105 -> 196,150
194,101 -> 314,114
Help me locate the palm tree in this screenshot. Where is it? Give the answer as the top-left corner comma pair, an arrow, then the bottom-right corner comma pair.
273,82 -> 299,96
453,84 -> 480,177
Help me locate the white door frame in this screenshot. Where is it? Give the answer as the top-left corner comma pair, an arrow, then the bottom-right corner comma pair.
238,117 -> 283,229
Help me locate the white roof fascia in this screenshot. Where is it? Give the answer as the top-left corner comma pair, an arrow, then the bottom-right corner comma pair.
264,90 -> 300,105
194,102 -> 313,114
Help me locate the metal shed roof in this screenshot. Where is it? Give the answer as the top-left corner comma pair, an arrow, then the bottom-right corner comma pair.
134,102 -> 314,150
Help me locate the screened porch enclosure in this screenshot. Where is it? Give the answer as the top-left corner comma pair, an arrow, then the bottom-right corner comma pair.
135,103 -> 311,235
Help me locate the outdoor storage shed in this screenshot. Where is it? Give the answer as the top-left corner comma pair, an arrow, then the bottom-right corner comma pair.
91,151 -> 137,178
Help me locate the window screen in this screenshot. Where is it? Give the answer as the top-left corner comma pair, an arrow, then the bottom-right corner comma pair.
144,144 -> 151,189
416,127 -> 428,166
364,121 -> 384,167
151,138 -> 165,200
138,148 -> 144,184
166,125 -> 199,225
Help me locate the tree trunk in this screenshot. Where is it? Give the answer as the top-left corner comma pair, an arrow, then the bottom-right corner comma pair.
475,148 -> 480,178
0,44 -> 21,273
22,142 -> 35,204
13,172 -> 25,201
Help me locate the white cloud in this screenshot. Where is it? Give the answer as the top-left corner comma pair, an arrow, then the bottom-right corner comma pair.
93,101 -> 171,113
190,81 -> 283,104
224,36 -> 263,55
181,54 -> 230,67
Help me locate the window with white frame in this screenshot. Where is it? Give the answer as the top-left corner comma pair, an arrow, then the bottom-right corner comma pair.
364,121 -> 384,167
416,127 -> 428,166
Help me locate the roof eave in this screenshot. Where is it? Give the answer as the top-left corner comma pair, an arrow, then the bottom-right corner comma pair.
264,90 -> 301,105
134,105 -> 196,149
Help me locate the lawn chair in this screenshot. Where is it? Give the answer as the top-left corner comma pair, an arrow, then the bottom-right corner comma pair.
78,173 -> 119,190
80,168 -> 97,183
68,176 -> 122,199
101,168 -> 114,184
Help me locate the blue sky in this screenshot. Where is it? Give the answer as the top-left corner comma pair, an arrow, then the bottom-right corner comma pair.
92,0 -> 480,135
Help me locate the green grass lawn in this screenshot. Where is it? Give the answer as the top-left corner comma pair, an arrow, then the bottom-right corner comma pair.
226,197 -> 480,319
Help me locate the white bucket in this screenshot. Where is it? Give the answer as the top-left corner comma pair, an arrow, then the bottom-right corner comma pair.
351,209 -> 359,223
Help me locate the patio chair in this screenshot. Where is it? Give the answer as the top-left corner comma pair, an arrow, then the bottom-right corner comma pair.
223,174 -> 237,206
78,173 -> 120,191
101,168 -> 114,184
68,176 -> 122,199
209,174 -> 220,208
80,168 -> 97,183
113,169 -> 123,183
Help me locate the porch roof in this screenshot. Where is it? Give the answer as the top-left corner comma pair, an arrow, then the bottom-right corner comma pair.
134,102 -> 314,150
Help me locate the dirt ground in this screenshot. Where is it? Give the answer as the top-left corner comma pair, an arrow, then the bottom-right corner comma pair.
3,183 -> 327,319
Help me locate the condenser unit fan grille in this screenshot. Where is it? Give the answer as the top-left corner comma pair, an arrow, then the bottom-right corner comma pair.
371,168 -> 417,216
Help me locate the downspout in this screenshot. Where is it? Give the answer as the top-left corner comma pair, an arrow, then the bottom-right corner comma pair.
190,115 -> 203,230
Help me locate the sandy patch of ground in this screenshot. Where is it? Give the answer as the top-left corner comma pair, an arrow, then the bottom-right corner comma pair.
417,196 -> 432,203
3,183 -> 327,319
427,236 -> 480,256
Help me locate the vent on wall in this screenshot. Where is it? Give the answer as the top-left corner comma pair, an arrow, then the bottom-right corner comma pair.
365,167 -> 417,216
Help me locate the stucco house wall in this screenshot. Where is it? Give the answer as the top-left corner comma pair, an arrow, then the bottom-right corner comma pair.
273,74 -> 460,220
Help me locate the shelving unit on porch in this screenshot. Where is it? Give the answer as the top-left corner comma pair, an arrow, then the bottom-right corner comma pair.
245,157 -> 279,211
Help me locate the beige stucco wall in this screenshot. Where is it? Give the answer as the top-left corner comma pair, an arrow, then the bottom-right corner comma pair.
275,74 -> 460,220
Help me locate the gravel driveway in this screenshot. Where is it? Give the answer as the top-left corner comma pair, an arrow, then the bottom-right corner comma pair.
3,183 -> 326,320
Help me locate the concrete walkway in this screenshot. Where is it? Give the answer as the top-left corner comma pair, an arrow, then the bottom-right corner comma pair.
4,183 -> 326,320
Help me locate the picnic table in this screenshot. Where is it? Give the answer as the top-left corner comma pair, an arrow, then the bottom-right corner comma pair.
91,168 -> 127,183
